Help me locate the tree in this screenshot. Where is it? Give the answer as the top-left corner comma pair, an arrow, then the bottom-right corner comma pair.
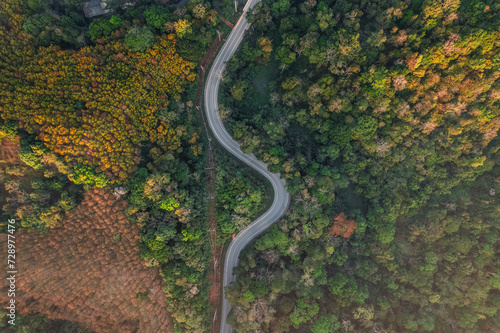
275,46 -> 296,65
255,225 -> 288,251
27,0 -> 50,11
352,116 -> 378,140
192,4 -> 207,20
174,19 -> 193,39
489,273 -> 500,290
310,314 -> 341,333
88,18 -> 116,41
144,6 -> 170,32
230,80 -> 249,101
70,165 -> 108,188
330,213 -> 357,238
258,37 -> 273,55
160,198 -> 180,211
290,299 -> 319,329
271,0 -> 291,18
155,223 -> 177,242
125,25 -> 155,52
19,140 -> 44,170
243,290 -> 255,302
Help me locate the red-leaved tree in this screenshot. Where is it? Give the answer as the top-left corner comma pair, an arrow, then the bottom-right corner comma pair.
330,213 -> 358,238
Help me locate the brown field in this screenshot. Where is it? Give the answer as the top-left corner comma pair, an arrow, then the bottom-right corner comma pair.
1,188 -> 172,333
0,137 -> 21,164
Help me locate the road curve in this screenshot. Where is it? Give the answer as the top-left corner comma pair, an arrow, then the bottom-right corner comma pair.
203,1 -> 290,332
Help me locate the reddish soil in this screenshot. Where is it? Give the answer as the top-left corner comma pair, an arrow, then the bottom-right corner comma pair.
195,33 -> 224,108
0,188 -> 173,333
0,137 -> 21,163
220,17 -> 234,28
207,141 -> 223,333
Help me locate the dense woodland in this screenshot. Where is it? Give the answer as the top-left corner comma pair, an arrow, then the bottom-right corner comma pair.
0,0 -> 244,332
2,0 -> 500,332
1,312 -> 90,333
215,145 -> 269,243
0,0 -> 213,182
221,0 -> 500,332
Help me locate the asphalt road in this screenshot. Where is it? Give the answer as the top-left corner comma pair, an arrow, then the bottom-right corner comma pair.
203,1 -> 291,332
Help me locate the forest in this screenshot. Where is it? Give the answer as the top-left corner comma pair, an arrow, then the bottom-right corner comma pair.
0,312 -> 90,333
220,0 -> 500,332
2,0 -> 500,332
0,0 -> 248,332
215,145 -> 270,243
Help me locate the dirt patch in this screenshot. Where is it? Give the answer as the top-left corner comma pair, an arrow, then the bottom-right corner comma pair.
0,188 -> 173,333
0,137 -> 21,163
219,17 -> 234,28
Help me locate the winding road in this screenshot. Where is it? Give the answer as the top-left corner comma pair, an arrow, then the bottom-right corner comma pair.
203,0 -> 291,332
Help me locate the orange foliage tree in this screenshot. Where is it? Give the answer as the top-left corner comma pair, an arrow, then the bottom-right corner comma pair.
330,213 -> 358,238
0,14 -> 196,182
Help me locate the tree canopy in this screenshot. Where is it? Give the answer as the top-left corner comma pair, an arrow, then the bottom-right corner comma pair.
222,0 -> 500,331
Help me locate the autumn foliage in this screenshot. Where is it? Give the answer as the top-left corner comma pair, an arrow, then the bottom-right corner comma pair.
330,213 -> 357,238
0,25 -> 196,181
0,188 -> 173,333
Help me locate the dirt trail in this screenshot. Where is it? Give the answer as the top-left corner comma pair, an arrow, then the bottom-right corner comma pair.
194,33 -> 224,333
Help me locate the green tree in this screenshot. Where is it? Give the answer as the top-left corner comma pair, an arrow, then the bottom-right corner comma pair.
125,25 -> 155,52
144,6 -> 170,32
160,198 -> 180,211
310,314 -> 341,333
88,18 -> 116,41
352,116 -> 378,140
290,299 -> 319,329
275,46 -> 296,65
70,165 -> 108,188
243,290 -> 255,302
